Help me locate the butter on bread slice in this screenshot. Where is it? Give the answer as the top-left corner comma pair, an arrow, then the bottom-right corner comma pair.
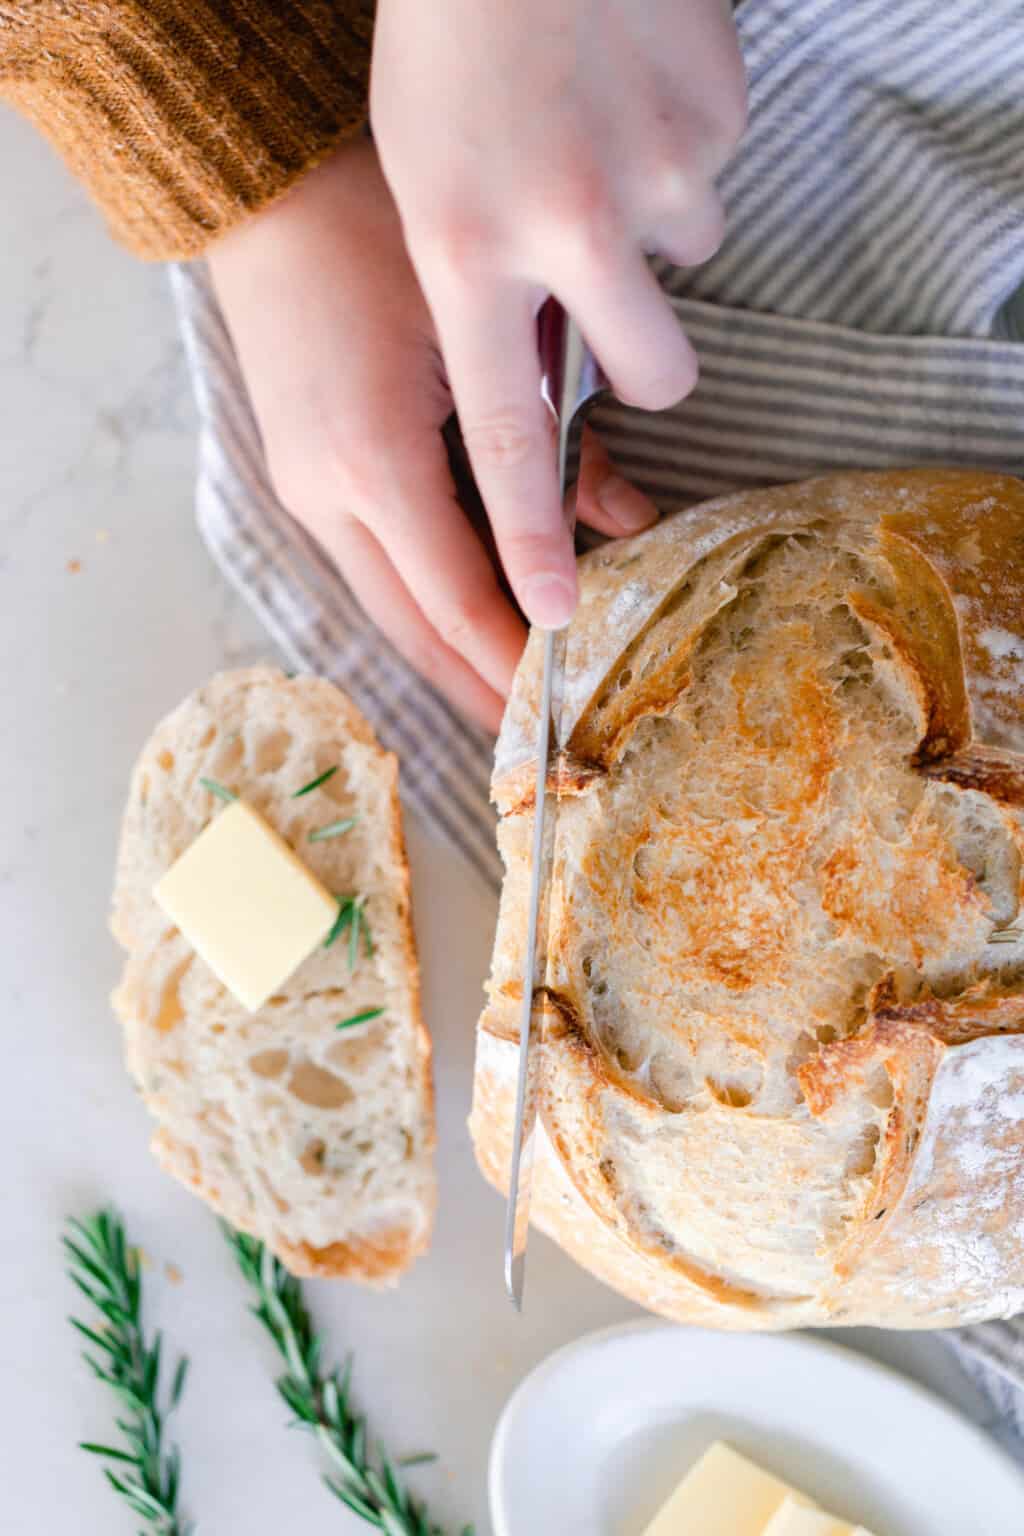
153,798 -> 339,1012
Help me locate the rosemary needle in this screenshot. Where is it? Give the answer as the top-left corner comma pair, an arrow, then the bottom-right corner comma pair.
337,1006 -> 384,1031
199,776 -> 236,802
324,897 -> 355,950
309,816 -> 358,843
64,1209 -> 192,1535
293,766 -> 338,798
323,895 -> 373,969
223,1227 -> 473,1536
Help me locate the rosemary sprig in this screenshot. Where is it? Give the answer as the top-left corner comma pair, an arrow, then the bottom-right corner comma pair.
64,1209 -> 191,1535
199,776 -> 236,803
293,766 -> 339,798
324,897 -> 356,950
337,1006 -> 384,1032
323,895 -> 373,971
309,816 -> 358,843
223,1228 -> 473,1536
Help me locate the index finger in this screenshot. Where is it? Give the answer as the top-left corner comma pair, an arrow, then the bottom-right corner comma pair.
421,274 -> 578,631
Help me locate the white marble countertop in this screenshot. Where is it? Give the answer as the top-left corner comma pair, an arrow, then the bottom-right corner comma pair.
0,106 -> 1011,1535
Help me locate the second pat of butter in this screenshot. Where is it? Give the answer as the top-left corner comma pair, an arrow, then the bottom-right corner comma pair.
153,799 -> 339,1011
762,1496 -> 852,1535
641,1443 -> 813,1536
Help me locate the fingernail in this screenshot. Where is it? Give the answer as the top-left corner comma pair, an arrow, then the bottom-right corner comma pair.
520,573 -> 577,630
597,475 -> 658,532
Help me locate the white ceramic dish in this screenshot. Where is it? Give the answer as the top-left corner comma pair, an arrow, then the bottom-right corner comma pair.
489,1320 -> 1024,1536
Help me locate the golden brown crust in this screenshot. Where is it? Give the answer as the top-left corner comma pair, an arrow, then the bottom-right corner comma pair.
881,472 -> 1024,749
919,746 -> 1024,807
153,1127 -> 427,1281
475,469 -> 1024,1330
273,1229 -> 424,1282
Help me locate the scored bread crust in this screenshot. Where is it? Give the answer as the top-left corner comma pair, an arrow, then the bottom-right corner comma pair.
472,469 -> 1024,1329
112,668 -> 435,1283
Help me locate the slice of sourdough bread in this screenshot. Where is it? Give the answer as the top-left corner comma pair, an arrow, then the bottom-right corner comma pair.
111,667 -> 435,1282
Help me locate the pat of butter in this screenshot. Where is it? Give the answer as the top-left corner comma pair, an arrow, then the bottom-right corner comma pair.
641,1443 -> 813,1536
153,799 -> 338,1011
762,1496 -> 853,1535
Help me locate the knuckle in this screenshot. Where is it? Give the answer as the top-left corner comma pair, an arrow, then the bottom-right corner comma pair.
462,410 -> 537,471
555,160 -> 614,227
498,527 -> 563,571
433,583 -> 498,654
414,204 -> 495,282
546,165 -> 620,270
647,148 -> 698,214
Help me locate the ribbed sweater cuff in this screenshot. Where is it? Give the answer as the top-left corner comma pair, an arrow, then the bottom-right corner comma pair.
0,0 -> 374,260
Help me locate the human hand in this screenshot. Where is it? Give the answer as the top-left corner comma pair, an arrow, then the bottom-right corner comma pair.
371,0 -> 746,629
208,139 -> 657,730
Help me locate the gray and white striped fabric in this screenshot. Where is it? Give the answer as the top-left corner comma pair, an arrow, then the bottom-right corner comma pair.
171,0 -> 1024,1458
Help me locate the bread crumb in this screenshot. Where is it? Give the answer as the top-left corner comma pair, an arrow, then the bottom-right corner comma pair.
67,558 -> 81,574
95,528 -> 110,545
164,1262 -> 183,1285
978,625 -> 1024,662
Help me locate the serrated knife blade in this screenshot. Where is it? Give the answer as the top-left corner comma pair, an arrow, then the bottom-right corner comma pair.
504,300 -> 606,1310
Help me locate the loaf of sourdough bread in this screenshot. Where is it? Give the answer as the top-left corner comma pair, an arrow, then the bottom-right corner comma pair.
472,469 -> 1024,1328
112,668 -> 435,1282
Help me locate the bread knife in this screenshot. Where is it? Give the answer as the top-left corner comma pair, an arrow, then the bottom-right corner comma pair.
504,300 -> 606,1310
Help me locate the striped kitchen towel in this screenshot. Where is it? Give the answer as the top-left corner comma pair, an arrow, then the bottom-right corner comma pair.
171,0 -> 1024,1455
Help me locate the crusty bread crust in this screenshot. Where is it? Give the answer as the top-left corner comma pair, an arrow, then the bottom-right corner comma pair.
113,668 -> 435,1283
473,470 -> 1024,1328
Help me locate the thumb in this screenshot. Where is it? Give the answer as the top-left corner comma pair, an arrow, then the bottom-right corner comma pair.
573,425 -> 659,538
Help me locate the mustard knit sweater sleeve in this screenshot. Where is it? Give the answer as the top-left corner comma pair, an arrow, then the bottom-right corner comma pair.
0,0 -> 374,259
